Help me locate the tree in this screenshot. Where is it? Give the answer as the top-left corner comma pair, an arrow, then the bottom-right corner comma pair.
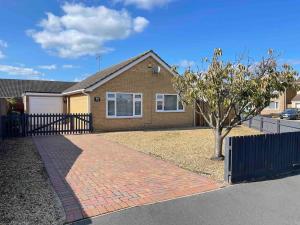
173,49 -> 298,160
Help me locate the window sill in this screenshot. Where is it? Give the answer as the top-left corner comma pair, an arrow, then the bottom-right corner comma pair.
156,110 -> 185,113
106,116 -> 143,119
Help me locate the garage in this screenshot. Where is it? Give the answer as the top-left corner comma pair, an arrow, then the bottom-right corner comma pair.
24,93 -> 64,114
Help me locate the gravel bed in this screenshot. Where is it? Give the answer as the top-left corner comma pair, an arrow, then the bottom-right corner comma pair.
100,126 -> 261,181
0,138 -> 65,225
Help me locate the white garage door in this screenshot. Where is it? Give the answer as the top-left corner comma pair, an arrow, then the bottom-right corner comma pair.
29,96 -> 63,114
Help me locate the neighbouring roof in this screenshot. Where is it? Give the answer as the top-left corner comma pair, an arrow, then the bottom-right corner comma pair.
63,50 -> 173,94
292,94 -> 300,102
0,79 -> 77,98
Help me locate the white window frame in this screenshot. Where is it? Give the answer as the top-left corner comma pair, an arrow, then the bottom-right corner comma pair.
267,101 -> 279,110
156,93 -> 185,112
106,92 -> 143,119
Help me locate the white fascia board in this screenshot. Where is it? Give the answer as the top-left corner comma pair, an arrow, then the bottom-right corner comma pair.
22,92 -> 63,97
62,89 -> 86,96
86,52 -> 177,92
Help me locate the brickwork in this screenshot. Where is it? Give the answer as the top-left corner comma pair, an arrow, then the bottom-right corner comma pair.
89,57 -> 194,131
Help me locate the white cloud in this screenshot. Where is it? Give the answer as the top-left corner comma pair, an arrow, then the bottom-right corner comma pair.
284,59 -> 300,66
0,39 -> 8,59
179,60 -> 195,68
62,64 -> 79,69
0,51 -> 5,59
27,3 -> 149,58
38,64 -> 57,70
0,40 -> 8,48
133,17 -> 149,32
0,64 -> 44,78
113,0 -> 173,10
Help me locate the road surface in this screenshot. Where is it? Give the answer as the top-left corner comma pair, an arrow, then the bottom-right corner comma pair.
72,173 -> 300,225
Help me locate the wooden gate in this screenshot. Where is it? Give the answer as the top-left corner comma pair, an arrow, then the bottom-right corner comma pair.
1,113 -> 93,138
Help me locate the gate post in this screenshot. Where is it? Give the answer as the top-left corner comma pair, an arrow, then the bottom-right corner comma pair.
224,137 -> 232,184
70,115 -> 74,132
277,119 -> 280,133
89,113 -> 93,133
260,116 -> 264,132
21,114 -> 25,137
249,117 -> 252,128
0,116 -> 3,140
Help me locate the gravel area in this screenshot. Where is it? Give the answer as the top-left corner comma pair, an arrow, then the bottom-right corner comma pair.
0,138 -> 65,225
100,126 -> 261,181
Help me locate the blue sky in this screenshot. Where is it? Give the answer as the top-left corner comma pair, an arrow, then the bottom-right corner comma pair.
0,0 -> 299,81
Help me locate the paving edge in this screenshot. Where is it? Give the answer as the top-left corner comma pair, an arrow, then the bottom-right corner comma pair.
67,184 -> 232,225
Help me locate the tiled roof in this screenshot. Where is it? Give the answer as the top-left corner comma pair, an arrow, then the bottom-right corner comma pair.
63,50 -> 159,93
292,94 -> 300,102
0,79 -> 77,98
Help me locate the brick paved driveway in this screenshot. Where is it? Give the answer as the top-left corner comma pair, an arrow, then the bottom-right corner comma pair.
33,134 -> 220,223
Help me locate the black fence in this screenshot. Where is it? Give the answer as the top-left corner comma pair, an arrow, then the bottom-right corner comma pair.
1,113 -> 93,138
224,132 -> 300,183
245,116 -> 300,133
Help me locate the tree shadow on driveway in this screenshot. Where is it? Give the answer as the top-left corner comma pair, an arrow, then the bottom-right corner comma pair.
33,135 -> 93,224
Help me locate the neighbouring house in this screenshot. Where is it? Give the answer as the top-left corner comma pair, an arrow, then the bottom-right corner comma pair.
261,87 -> 297,116
0,50 -> 197,131
291,92 -> 300,109
0,79 -> 76,115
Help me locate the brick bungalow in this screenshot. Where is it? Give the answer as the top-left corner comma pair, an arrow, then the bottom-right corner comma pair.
0,50 -> 198,131
62,50 -> 195,131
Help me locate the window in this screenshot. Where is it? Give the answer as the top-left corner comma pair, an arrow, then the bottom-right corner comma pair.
156,94 -> 184,112
267,101 -> 279,109
106,92 -> 142,118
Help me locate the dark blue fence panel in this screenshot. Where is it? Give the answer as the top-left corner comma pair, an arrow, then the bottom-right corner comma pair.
224,132 -> 300,183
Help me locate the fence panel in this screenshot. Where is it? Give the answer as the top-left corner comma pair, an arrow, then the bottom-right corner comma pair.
0,113 -> 93,138
0,116 -> 2,140
246,116 -> 300,133
224,132 -> 300,183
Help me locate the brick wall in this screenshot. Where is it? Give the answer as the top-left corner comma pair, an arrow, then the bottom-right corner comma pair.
261,94 -> 285,116
261,88 -> 298,116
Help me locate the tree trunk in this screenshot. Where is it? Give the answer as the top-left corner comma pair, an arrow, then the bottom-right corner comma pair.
211,128 -> 225,161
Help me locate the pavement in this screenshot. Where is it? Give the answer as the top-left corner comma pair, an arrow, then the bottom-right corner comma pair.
33,134 -> 219,223
72,173 -> 300,225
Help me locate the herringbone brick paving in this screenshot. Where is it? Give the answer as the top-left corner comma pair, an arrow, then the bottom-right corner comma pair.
33,134 -> 220,223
